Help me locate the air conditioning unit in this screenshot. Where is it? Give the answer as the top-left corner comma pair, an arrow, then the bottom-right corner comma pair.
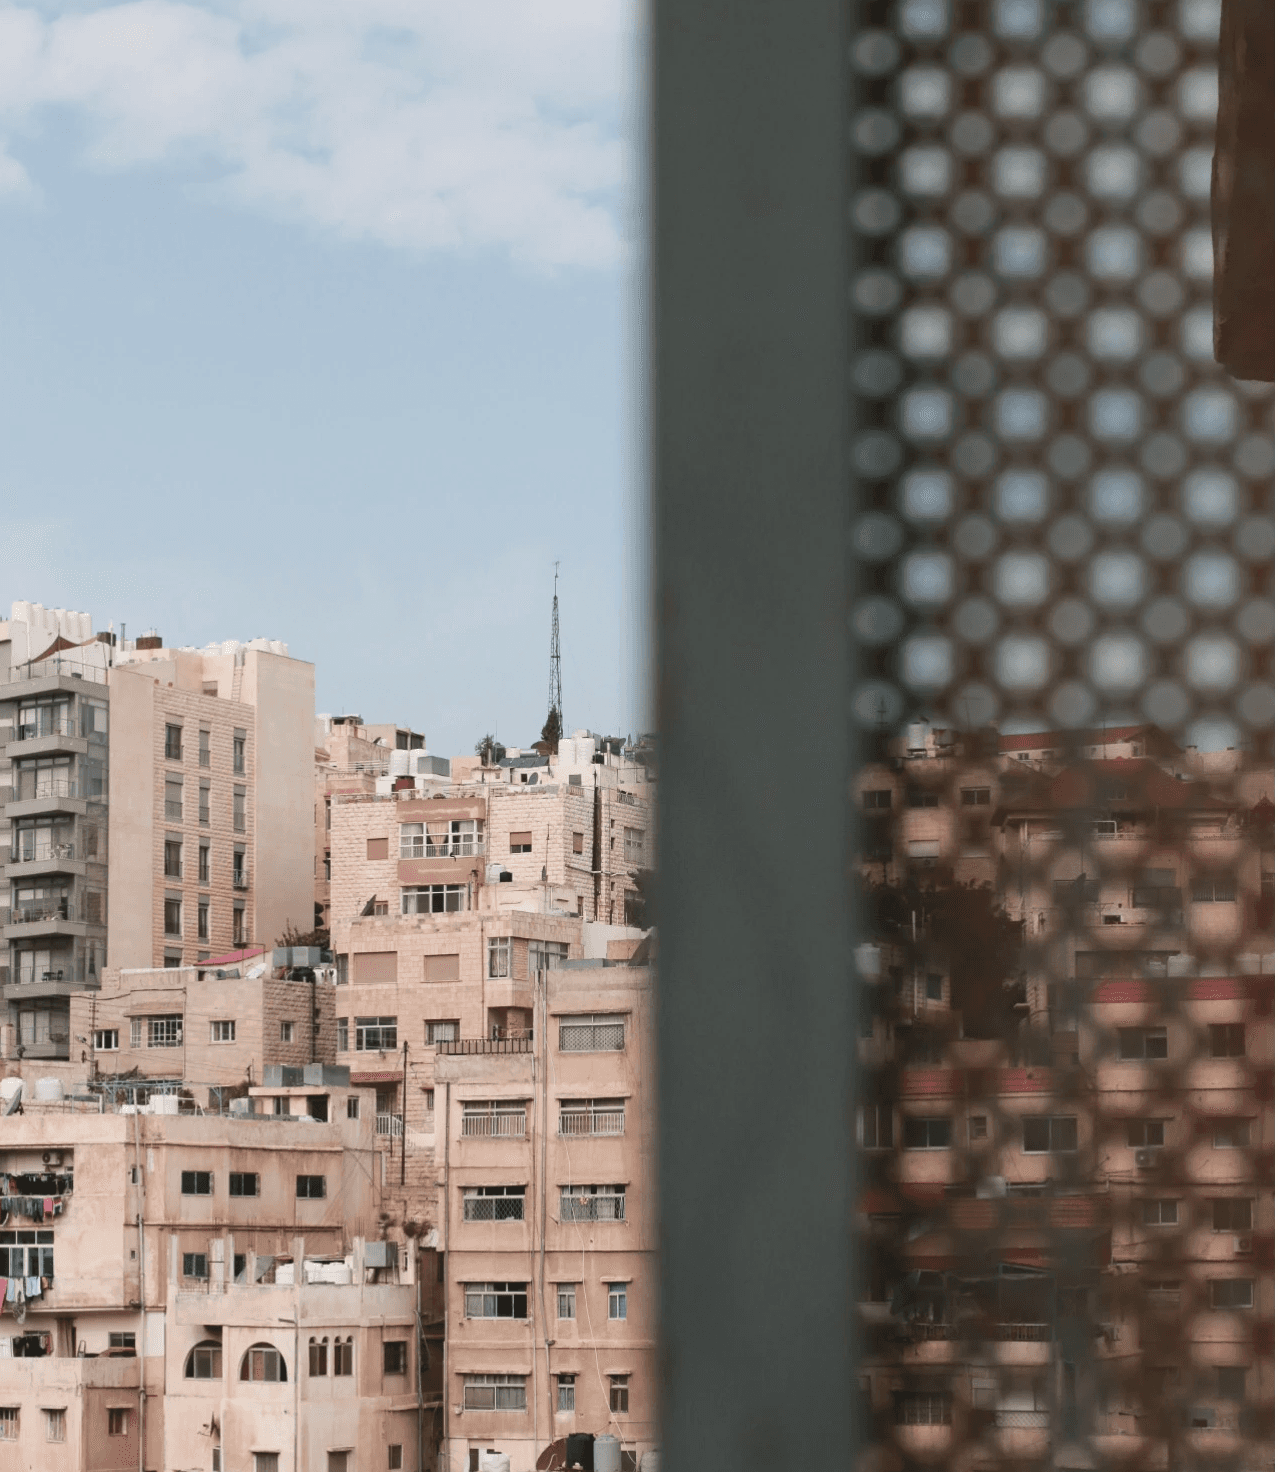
41,1151 -> 63,1167
1234,1236 -> 1253,1256
1134,1148 -> 1159,1169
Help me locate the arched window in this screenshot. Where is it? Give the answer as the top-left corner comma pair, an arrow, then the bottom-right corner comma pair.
308,1336 -> 329,1376
185,1340 -> 223,1380
240,1344 -> 287,1382
333,1335 -> 354,1377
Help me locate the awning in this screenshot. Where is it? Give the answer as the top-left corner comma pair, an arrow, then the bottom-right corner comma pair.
199,946 -> 268,967
349,1071 -> 401,1085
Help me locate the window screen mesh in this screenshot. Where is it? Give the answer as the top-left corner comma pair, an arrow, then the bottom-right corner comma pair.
851,0 -> 1273,1463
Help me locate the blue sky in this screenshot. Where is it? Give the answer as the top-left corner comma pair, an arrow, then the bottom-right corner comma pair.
0,0 -> 646,755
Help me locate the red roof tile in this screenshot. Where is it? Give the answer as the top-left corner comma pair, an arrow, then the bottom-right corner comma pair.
901,1069 -> 961,1096
999,724 -> 1147,753
994,1068 -> 1054,1093
1091,981 -> 1155,1004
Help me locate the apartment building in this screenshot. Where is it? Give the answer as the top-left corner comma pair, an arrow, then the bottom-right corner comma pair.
0,1084 -> 417,1472
434,956 -> 656,1472
0,601 -> 315,1061
855,723 -> 1274,1471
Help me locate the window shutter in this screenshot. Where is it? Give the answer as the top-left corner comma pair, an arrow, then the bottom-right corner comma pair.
367,838 -> 389,861
353,951 -> 398,984
423,954 -> 460,983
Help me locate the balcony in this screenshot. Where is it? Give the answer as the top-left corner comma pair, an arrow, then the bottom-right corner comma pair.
0,661 -> 108,695
436,1035 -> 532,1056
558,1107 -> 625,1137
6,781 -> 88,819
6,844 -> 83,879
375,1113 -> 404,1138
4,904 -> 92,942
462,1109 -> 528,1139
6,718 -> 86,760
993,1323 -> 1051,1342
233,870 -> 250,891
3,970 -> 87,1003
400,841 -> 486,859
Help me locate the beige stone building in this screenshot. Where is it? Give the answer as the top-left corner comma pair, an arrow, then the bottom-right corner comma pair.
0,601 -> 316,1063
435,955 -> 656,1472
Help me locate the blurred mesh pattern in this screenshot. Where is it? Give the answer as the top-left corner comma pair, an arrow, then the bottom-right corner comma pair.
850,2 -> 1274,1469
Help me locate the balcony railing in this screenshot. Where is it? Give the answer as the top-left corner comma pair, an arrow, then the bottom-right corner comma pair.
560,1193 -> 626,1223
10,844 -> 75,864
13,780 -> 80,800
994,1409 -> 1050,1429
375,1113 -> 404,1138
436,1036 -> 533,1056
15,717 -> 76,740
993,1323 -> 1052,1342
1,658 -> 108,685
11,902 -> 71,924
400,841 -> 486,859
462,1110 -> 528,1138
558,1109 -> 625,1137
12,969 -> 70,986
233,871 -> 249,890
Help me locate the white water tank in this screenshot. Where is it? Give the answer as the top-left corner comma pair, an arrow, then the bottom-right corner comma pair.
0,1078 -> 22,1112
594,1436 -> 621,1472
478,1454 -> 510,1472
389,750 -> 412,778
33,1077 -> 64,1103
640,1453 -> 660,1472
150,1095 -> 180,1115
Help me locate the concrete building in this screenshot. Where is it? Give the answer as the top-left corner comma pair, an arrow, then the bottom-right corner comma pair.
0,601 -> 315,1061
434,954 -> 657,1472
0,1078 -> 420,1472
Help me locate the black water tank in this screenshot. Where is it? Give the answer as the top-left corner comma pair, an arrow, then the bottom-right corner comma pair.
566,1433 -> 595,1470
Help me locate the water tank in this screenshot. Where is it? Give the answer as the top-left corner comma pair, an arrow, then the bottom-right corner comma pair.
0,1078 -> 22,1113
640,1453 -> 659,1472
566,1433 -> 595,1470
594,1436 -> 621,1472
33,1077 -> 64,1103
389,750 -> 412,778
906,721 -> 929,751
478,1455 -> 510,1472
150,1094 -> 180,1115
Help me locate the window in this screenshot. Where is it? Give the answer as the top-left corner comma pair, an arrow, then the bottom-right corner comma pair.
463,1186 -> 526,1222
309,1337 -> 328,1376
529,940 -> 569,973
230,1172 -> 259,1197
355,1016 -> 397,1051
609,1375 -> 630,1414
464,1283 -> 529,1319
165,777 -> 183,820
924,972 -> 942,1001
969,1115 -> 988,1141
94,1029 -> 118,1051
572,831 -> 584,854
1209,1024 -> 1245,1058
108,1332 -> 135,1354
1192,875 -> 1236,902
960,787 -> 991,805
423,953 -> 460,982
232,850 -> 247,888
383,1341 -> 408,1375
1023,1116 -> 1078,1153
0,1230 -> 53,1279
558,1374 -> 576,1412
107,1408 -> 128,1437
425,1088 -> 435,1115
333,1337 -> 353,1376
463,1101 -> 528,1138
906,787 -> 939,807
346,1095 -> 360,1119
388,1448 -> 403,1471
426,1020 -> 459,1045
211,1020 -> 236,1043
862,789 -> 892,808
0,1409 -> 15,1441
199,784 -> 210,824
1213,1118 -> 1250,1149
165,724 -> 184,761
557,1284 -> 577,1319
894,1392 -> 950,1426
233,787 -> 246,833
559,1014 -> 624,1052
510,831 -> 533,853
1128,1119 -> 1166,1148
199,729 -> 210,767
143,1015 -> 182,1050
164,896 -> 183,936
559,1099 -> 626,1137
186,1340 -> 223,1378
233,732 -> 246,774
488,938 -> 511,977
255,1456 -> 280,1472
623,826 -> 645,862
280,1021 -> 295,1043
1212,1198 -> 1252,1232
463,1374 -> 527,1411
183,1253 -> 209,1279
560,1185 -> 626,1222
401,884 -> 466,914
609,1283 -> 627,1320
44,1408 -> 65,1442
1118,1027 -> 1168,1060
164,838 -> 183,878
903,1117 -> 951,1150
240,1344 -> 287,1381
1210,1279 -> 1254,1309
181,1171 -> 213,1196
198,901 -> 209,940
296,1176 -> 326,1200
1141,1199 -> 1179,1225
337,1018 -> 349,1051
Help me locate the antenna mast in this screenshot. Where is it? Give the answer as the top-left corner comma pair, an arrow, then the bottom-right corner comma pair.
548,562 -> 563,736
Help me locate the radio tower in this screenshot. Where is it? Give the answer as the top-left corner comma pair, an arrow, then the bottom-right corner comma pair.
544,563 -> 563,751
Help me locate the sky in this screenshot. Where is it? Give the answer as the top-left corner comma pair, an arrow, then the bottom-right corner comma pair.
0,0 -> 648,756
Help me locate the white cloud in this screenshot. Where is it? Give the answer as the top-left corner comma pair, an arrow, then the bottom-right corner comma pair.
0,0 -> 634,268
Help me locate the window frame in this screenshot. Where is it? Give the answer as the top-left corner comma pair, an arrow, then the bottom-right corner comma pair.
902,1116 -> 951,1150
240,1344 -> 288,1382
180,1170 -> 213,1197
296,1175 -> 327,1200
185,1341 -> 223,1380
229,1172 -> 260,1198
608,1282 -> 628,1320
1022,1115 -> 1078,1154
382,1340 -> 408,1376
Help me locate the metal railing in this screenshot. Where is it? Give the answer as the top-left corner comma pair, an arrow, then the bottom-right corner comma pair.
11,903 -> 70,925
436,1036 -> 533,1056
462,1110 -> 528,1138
232,871 -> 249,890
558,1108 -> 625,1137
993,1323 -> 1052,1342
14,717 -> 76,740
994,1410 -> 1050,1430
9,844 -> 75,864
560,1193 -> 626,1223
13,779 -> 79,801
375,1113 -> 404,1138
400,841 -> 485,859
1,659 -> 108,685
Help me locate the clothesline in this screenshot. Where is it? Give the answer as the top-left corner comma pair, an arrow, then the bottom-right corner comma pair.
0,1197 -> 63,1224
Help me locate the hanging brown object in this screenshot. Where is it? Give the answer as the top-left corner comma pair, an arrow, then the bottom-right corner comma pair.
1213,0 -> 1275,381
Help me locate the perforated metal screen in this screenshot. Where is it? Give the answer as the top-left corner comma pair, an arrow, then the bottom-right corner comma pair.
850,1 -> 1273,1467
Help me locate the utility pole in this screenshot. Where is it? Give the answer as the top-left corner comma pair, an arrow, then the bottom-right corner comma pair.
548,563 -> 563,738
